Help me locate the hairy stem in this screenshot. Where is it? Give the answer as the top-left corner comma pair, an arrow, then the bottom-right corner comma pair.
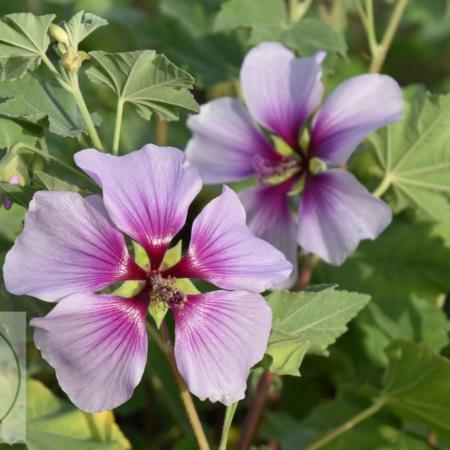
297,255 -> 320,291
69,73 -> 104,151
112,99 -> 124,155
369,0 -> 409,73
147,323 -> 211,450
305,397 -> 386,450
238,371 -> 275,450
219,402 -> 239,450
41,54 -> 73,92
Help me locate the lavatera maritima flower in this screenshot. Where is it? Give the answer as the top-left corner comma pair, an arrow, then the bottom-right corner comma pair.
3,145 -> 292,413
186,42 -> 404,285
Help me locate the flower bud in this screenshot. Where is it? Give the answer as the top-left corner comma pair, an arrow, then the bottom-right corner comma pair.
49,24 -> 70,46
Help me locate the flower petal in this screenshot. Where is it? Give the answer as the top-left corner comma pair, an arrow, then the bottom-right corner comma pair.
4,192 -> 143,302
240,42 -> 324,148
166,186 -> 292,292
173,290 -> 271,405
239,184 -> 298,289
31,293 -> 148,413
75,145 -> 202,269
298,170 -> 392,265
186,97 -> 277,183
311,74 -> 403,164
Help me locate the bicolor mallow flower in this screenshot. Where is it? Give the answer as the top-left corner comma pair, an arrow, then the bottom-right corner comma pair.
186,42 -> 404,282
3,145 -> 292,412
1,175 -> 20,210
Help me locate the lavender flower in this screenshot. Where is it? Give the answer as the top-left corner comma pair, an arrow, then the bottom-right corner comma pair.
1,175 -> 20,210
186,42 -> 404,283
3,145 -> 292,412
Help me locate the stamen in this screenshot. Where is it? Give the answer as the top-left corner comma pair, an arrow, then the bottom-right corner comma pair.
253,156 -> 301,186
149,274 -> 187,309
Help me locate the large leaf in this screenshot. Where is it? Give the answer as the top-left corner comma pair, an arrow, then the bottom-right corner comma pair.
86,50 -> 199,121
214,0 -> 346,56
0,13 -> 55,81
262,390 -> 434,450
370,88 -> 450,223
0,75 -> 86,137
264,287 -> 369,375
315,222 -> 450,366
383,341 -> 450,444
61,11 -> 108,50
1,378 -> 130,450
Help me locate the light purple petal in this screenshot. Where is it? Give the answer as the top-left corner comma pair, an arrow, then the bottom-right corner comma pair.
4,192 -> 144,302
186,97 -> 278,183
240,42 -> 324,148
298,170 -> 392,265
31,293 -> 148,412
311,74 -> 403,164
239,184 -> 298,289
75,145 -> 202,269
173,290 -> 271,405
166,186 -> 292,292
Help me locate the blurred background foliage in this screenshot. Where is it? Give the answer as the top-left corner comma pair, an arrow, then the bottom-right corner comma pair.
1,0 -> 450,449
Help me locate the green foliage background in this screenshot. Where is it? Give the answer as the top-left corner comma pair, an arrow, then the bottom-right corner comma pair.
1,0 -> 450,449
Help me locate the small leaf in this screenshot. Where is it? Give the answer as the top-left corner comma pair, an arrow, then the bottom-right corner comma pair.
86,50 -> 199,121
0,75 -> 86,137
267,287 -> 370,355
264,330 -> 310,376
370,88 -> 450,223
383,341 -> 450,443
61,11 -> 108,50
0,13 -> 55,81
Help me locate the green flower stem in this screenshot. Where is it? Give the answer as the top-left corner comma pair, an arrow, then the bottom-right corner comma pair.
358,0 -> 378,56
305,397 -> 387,450
10,143 -> 95,186
147,323 -> 211,450
112,99 -> 124,155
0,329 -> 21,423
219,402 -> 239,450
372,175 -> 392,198
69,73 -> 104,151
369,0 -> 409,73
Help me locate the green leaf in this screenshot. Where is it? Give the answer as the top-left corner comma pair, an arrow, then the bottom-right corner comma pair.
383,341 -> 450,444
0,13 -> 55,80
267,287 -> 370,355
0,183 -> 35,208
214,0 -> 346,56
0,117 -> 41,150
2,378 -> 131,450
32,171 -> 83,193
281,18 -> 347,57
86,50 -> 199,121
214,0 -> 287,39
315,221 -> 450,366
0,75 -> 86,137
263,330 -> 309,376
61,11 -> 108,50
370,88 -> 450,223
